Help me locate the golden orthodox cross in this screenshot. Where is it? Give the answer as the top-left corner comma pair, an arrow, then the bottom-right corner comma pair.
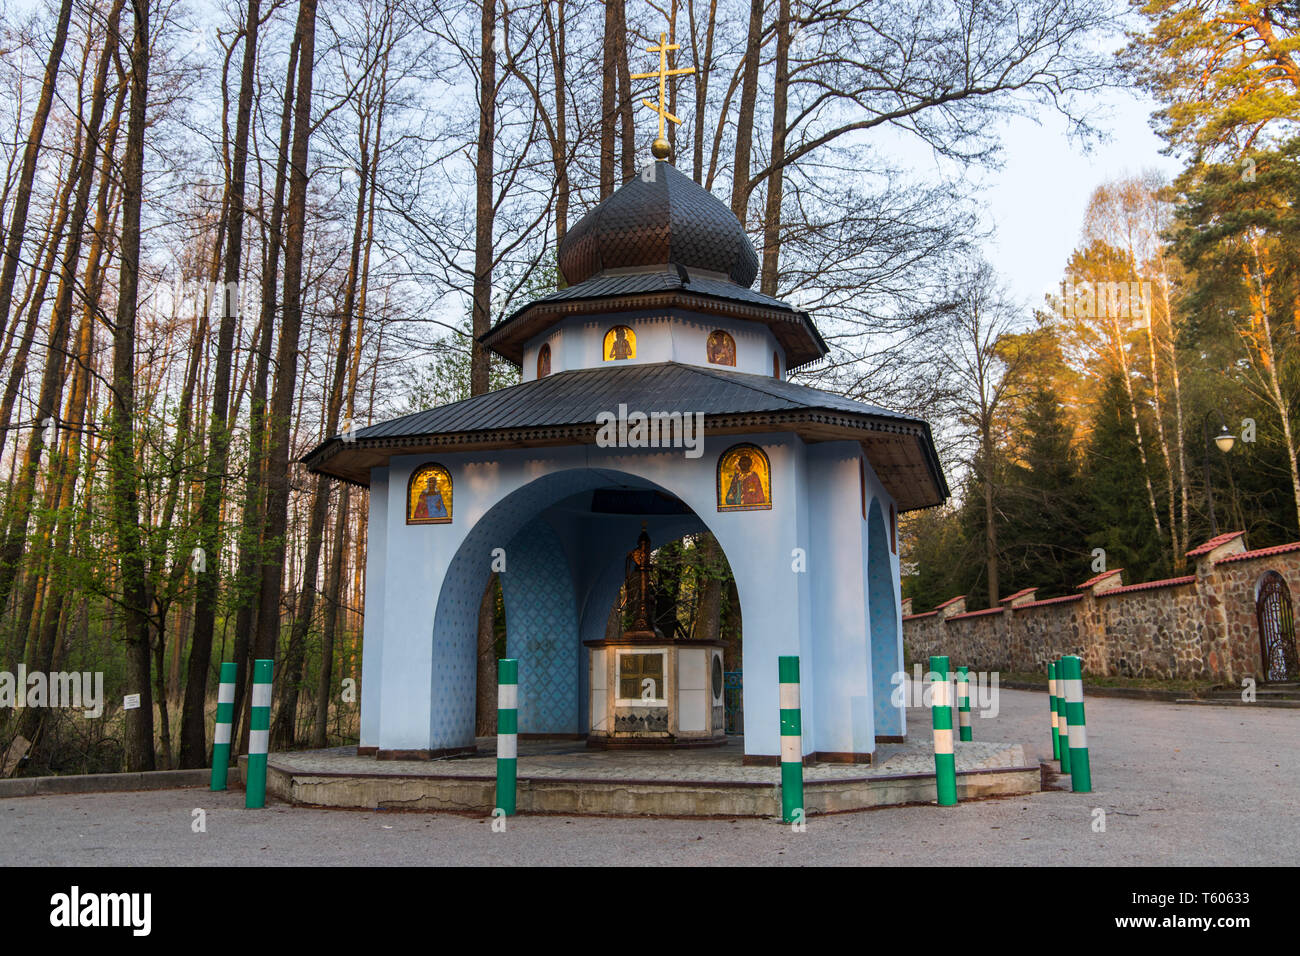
630,32 -> 694,160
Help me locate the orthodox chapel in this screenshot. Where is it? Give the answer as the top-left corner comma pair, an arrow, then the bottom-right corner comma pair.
303,33 -> 947,764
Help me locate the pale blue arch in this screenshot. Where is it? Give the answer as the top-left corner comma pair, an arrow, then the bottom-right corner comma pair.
867,498 -> 903,737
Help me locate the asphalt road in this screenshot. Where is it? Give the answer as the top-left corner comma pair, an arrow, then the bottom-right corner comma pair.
1,687 -> 1296,865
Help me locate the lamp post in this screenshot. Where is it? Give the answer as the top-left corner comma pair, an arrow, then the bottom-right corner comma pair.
1201,411 -> 1237,535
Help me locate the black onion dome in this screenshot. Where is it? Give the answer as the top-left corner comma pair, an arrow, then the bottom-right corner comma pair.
559,161 -> 760,288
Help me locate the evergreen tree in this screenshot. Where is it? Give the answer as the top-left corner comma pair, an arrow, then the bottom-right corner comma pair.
999,385 -> 1089,595
1123,0 -> 1300,158
1080,373 -> 1170,580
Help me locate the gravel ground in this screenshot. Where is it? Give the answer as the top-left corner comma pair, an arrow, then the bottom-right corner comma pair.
1,686 -> 1295,865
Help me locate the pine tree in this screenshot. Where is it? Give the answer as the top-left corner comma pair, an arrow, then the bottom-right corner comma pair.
1123,0 -> 1300,157
1080,373 -> 1170,581
999,385 -> 1089,595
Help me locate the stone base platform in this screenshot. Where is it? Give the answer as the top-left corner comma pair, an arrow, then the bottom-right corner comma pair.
243,733 -> 1038,818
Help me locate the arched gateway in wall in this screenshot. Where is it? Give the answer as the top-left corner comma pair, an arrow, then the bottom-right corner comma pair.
1257,570 -> 1298,682
302,148 -> 948,765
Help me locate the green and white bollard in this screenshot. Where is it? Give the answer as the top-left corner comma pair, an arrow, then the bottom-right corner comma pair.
957,665 -> 972,742
1060,655 -> 1092,793
778,655 -> 804,824
496,658 -> 519,816
1055,658 -> 1076,780
929,655 -> 958,806
245,658 -> 272,809
1048,662 -> 1060,761
210,662 -> 237,791
947,667 -> 959,738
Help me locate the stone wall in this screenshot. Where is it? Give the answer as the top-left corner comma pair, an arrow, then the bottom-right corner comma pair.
903,531 -> 1300,683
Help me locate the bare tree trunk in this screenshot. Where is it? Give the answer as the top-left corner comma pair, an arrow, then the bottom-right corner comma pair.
1143,293 -> 1177,561
730,0 -> 765,222
230,32 -> 299,753
179,0 -> 262,768
614,0 -> 636,180
1111,313 -> 1164,546
1243,252 -> 1300,532
688,0 -> 718,183
546,0 -> 568,246
982,428 -> 999,605
0,159 -> 77,463
312,486 -> 349,748
666,0 -> 679,158
1159,271 -> 1190,558
313,44 -> 387,747
691,534 -> 722,642
600,0 -> 616,198
758,0 -> 788,297
470,0 -> 495,396
721,576 -> 741,670
109,0 -> 155,773
12,7 -> 125,755
252,0 -> 318,710
0,0 -> 75,366
0,0 -> 123,634
275,283 -> 352,747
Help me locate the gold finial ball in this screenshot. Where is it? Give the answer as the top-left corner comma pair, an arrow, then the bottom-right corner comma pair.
651,137 -> 672,161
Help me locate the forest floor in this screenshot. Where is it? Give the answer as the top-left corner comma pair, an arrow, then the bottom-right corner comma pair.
0,687 -> 1293,865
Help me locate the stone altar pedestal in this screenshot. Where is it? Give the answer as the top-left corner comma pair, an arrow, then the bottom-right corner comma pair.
584,526 -> 727,749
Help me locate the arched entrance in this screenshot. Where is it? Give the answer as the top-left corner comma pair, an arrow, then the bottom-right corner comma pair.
1256,571 -> 1297,682
867,498 -> 904,740
432,468 -> 745,750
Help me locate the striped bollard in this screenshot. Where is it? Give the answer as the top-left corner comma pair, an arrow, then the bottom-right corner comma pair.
245,658 -> 272,809
778,656 -> 804,824
948,668 -> 959,738
1056,656 -> 1071,775
957,665 -> 972,741
496,658 -> 518,816
1060,655 -> 1092,793
929,655 -> 957,806
1048,662 -> 1060,761
210,662 -> 237,791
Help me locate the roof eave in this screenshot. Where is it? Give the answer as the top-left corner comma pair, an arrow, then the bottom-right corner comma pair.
303,409 -> 948,512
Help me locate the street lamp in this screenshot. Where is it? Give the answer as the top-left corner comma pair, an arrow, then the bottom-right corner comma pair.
1202,410 -> 1236,535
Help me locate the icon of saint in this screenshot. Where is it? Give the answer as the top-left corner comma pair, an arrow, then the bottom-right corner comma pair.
708,331 -> 735,365
725,454 -> 766,507
413,472 -> 448,521
610,327 -> 633,360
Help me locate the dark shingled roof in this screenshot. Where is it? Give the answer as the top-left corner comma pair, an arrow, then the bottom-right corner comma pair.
302,362 -> 949,511
558,162 -> 759,287
480,164 -> 828,370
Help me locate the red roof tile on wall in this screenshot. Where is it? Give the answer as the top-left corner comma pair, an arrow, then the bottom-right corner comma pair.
1098,575 -> 1196,596
1216,542 -> 1300,564
1076,569 -> 1123,589
1186,530 -> 1245,557
946,607 -> 1005,621
1016,594 -> 1085,610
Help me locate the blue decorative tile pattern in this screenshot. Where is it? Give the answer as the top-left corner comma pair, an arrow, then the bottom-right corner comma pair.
501,516 -> 581,733
429,469 -> 644,747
